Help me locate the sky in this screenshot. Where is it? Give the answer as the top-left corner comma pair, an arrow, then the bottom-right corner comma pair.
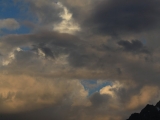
1,0 -> 160,120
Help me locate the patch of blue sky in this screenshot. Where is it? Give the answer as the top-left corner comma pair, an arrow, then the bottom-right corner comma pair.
0,0 -> 26,19
20,46 -> 32,51
1,25 -> 31,35
0,0 -> 37,34
81,79 -> 112,96
141,38 -> 147,45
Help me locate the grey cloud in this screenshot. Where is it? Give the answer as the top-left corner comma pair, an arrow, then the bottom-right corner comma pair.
117,40 -> 150,53
1,0 -> 160,119
0,31 -> 158,86
118,40 -> 143,51
32,45 -> 55,59
89,92 -> 110,107
0,90 -> 123,120
0,32 -> 152,81
0,31 -> 80,53
83,0 -> 160,35
0,18 -> 20,30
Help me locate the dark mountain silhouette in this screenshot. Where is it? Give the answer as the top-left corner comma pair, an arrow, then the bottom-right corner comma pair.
127,101 -> 160,120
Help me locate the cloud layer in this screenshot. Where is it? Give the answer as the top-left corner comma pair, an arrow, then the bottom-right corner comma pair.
1,0 -> 160,120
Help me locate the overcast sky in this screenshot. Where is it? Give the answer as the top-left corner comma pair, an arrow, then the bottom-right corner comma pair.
1,0 -> 160,120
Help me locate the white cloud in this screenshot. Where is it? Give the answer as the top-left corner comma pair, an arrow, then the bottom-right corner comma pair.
100,81 -> 123,97
0,18 -> 20,30
37,48 -> 46,58
2,47 -> 22,66
53,2 -> 81,34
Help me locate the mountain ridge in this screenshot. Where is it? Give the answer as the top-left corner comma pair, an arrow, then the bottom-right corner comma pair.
127,101 -> 160,120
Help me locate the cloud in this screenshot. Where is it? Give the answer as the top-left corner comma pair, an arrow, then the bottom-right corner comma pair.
2,48 -> 22,66
0,18 -> 20,30
83,0 -> 160,35
0,31 -> 157,83
1,0 -> 160,119
127,86 -> 159,110
117,40 -> 150,53
53,2 -> 81,34
100,81 -> 123,97
27,0 -> 61,22
0,74 -> 90,113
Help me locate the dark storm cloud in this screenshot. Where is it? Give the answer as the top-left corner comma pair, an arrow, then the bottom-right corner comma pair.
0,105 -> 70,120
0,31 -> 81,54
89,92 -> 110,106
40,47 -> 54,58
0,31 -> 142,80
32,44 -> 55,58
0,31 -> 157,84
117,40 -> 150,53
0,91 -> 125,120
84,0 -> 160,35
118,40 -> 143,51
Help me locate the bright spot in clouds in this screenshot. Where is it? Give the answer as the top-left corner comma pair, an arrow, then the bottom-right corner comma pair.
100,81 -> 123,97
2,47 -> 22,66
53,2 -> 81,34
